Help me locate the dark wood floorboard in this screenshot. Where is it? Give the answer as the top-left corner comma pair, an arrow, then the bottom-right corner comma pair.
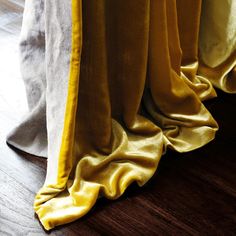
0,1 -> 236,235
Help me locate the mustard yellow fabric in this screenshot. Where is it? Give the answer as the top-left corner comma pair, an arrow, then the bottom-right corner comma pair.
32,0 -> 236,230
176,0 -> 217,100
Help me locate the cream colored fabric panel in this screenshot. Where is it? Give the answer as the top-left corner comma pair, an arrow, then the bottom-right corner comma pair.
199,0 -> 236,67
7,0 -> 73,184
6,0 -> 47,157
44,0 -> 72,185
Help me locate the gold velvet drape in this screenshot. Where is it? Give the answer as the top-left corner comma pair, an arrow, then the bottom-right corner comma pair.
33,0 -> 235,230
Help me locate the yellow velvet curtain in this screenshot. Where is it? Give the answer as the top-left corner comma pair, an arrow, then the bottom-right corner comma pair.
33,0 -> 235,230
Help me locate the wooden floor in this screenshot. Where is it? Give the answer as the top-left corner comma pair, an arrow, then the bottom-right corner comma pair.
0,1 -> 236,235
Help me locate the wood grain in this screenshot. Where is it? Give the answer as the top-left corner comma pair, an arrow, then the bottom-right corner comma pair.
0,1 -> 236,235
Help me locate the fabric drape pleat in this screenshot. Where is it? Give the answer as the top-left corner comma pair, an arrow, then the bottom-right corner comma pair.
198,0 -> 236,93
6,0 -> 236,230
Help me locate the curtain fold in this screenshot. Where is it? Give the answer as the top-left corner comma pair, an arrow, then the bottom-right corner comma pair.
6,0 -> 236,230
198,0 -> 236,93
